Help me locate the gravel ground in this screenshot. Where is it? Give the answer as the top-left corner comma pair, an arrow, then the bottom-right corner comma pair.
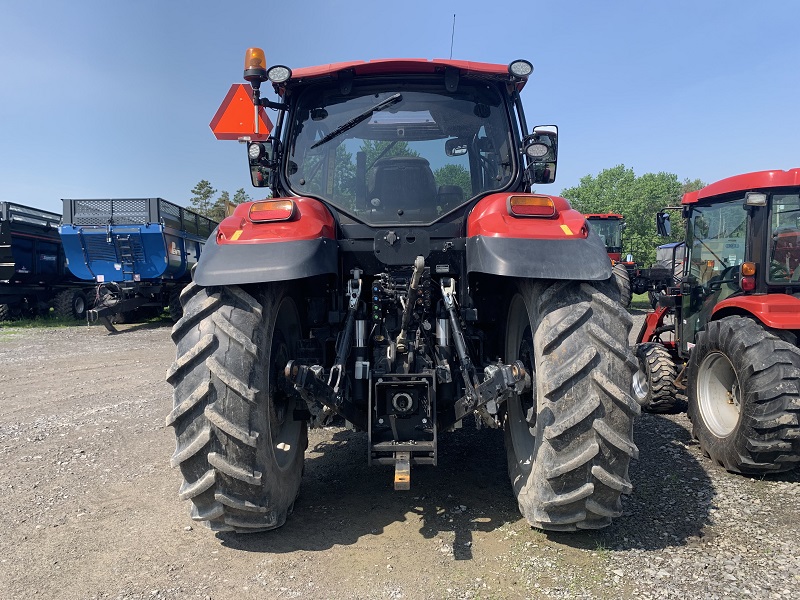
0,312 -> 798,599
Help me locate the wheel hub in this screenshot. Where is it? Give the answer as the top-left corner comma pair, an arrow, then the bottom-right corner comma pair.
697,351 -> 740,437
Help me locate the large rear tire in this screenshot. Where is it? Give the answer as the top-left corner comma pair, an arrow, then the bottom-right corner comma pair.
0,303 -> 10,321
687,316 -> 800,473
612,263 -> 632,308
166,281 -> 307,532
503,279 -> 640,531
53,289 -> 89,320
632,342 -> 679,413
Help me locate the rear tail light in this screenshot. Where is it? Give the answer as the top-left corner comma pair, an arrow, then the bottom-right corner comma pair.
249,200 -> 295,222
508,195 -> 557,217
740,262 -> 756,290
740,276 -> 756,291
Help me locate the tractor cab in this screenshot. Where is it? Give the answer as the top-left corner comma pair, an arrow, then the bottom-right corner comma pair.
656,172 -> 800,356
584,213 -> 625,261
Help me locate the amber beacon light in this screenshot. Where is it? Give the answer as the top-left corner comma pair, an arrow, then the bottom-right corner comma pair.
244,47 -> 268,83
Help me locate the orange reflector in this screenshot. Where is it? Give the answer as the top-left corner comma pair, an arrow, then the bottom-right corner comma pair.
741,262 -> 756,276
508,195 -> 557,217
249,200 -> 295,222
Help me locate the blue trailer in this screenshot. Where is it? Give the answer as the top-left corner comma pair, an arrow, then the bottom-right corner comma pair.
0,202 -> 95,320
59,198 -> 217,331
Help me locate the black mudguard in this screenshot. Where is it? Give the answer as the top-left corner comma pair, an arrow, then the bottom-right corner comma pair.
193,237 -> 338,286
466,230 -> 612,281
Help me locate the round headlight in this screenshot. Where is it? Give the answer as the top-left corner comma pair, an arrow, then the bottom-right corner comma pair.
526,143 -> 549,159
267,65 -> 292,83
508,60 -> 533,77
248,143 -> 263,160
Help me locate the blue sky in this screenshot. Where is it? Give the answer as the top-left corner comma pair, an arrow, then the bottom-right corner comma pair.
1,0 -> 798,214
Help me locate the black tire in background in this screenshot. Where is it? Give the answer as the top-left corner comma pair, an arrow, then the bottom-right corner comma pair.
633,342 -> 679,413
166,281 -> 307,532
612,263 -> 632,308
0,303 -> 10,321
503,278 -> 640,531
53,289 -> 89,320
168,286 -> 183,322
687,315 -> 800,474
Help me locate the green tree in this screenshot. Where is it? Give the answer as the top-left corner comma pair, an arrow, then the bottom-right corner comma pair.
681,178 -> 706,195
434,164 -> 471,198
209,190 -> 230,222
233,188 -> 252,204
561,165 -> 686,265
188,180 -> 217,217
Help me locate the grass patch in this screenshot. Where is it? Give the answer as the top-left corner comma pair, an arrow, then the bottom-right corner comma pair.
0,315 -> 86,329
630,292 -> 651,310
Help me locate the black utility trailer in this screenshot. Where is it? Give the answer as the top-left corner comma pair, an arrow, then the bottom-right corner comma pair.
0,202 -> 94,320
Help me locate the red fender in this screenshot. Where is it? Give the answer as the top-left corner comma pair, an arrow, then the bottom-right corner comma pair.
467,193 -> 588,239
216,197 -> 336,244
712,294 -> 800,329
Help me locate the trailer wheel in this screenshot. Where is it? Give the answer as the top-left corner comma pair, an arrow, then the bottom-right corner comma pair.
167,281 -> 307,532
503,279 -> 639,531
612,263 -> 632,308
687,316 -> 800,473
632,342 -> 679,413
0,303 -> 10,321
53,289 -> 89,320
168,287 -> 183,322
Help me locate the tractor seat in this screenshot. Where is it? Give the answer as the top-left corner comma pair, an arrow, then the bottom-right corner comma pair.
369,157 -> 438,219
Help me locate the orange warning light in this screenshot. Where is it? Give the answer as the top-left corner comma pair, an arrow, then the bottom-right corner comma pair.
244,47 -> 268,83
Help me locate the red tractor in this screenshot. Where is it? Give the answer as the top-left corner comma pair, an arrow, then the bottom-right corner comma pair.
635,169 -> 800,472
167,48 -> 639,533
583,213 -> 633,306
585,212 -> 675,308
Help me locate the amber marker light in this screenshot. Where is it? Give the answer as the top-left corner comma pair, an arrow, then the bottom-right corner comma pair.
508,195 -> 557,217
249,200 -> 295,222
741,262 -> 756,276
244,47 -> 268,83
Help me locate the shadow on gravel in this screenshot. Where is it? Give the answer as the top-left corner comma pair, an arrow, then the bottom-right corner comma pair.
218,418 -> 519,557
544,412 -> 715,552
218,411 -> 720,556
105,319 -> 174,334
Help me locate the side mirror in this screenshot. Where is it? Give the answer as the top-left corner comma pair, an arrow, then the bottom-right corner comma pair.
524,125 -> 558,184
656,211 -> 671,237
247,140 -> 275,188
445,138 -> 468,156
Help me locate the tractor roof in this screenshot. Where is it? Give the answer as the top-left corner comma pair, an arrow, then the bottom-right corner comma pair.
682,168 -> 800,204
584,213 -> 624,220
276,59 -> 528,91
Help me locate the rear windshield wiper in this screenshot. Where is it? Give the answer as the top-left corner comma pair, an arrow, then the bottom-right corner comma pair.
310,93 -> 403,149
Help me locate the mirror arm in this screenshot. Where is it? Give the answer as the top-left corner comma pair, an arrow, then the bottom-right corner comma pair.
258,98 -> 289,111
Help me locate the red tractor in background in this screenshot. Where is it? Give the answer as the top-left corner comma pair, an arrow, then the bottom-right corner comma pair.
166,48 -> 639,534
635,169 -> 800,472
584,213 -> 633,306
584,213 -> 674,308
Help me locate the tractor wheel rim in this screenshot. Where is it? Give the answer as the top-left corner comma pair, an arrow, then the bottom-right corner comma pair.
506,294 -> 535,472
697,351 -> 740,437
632,369 -> 649,402
270,297 -> 303,471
